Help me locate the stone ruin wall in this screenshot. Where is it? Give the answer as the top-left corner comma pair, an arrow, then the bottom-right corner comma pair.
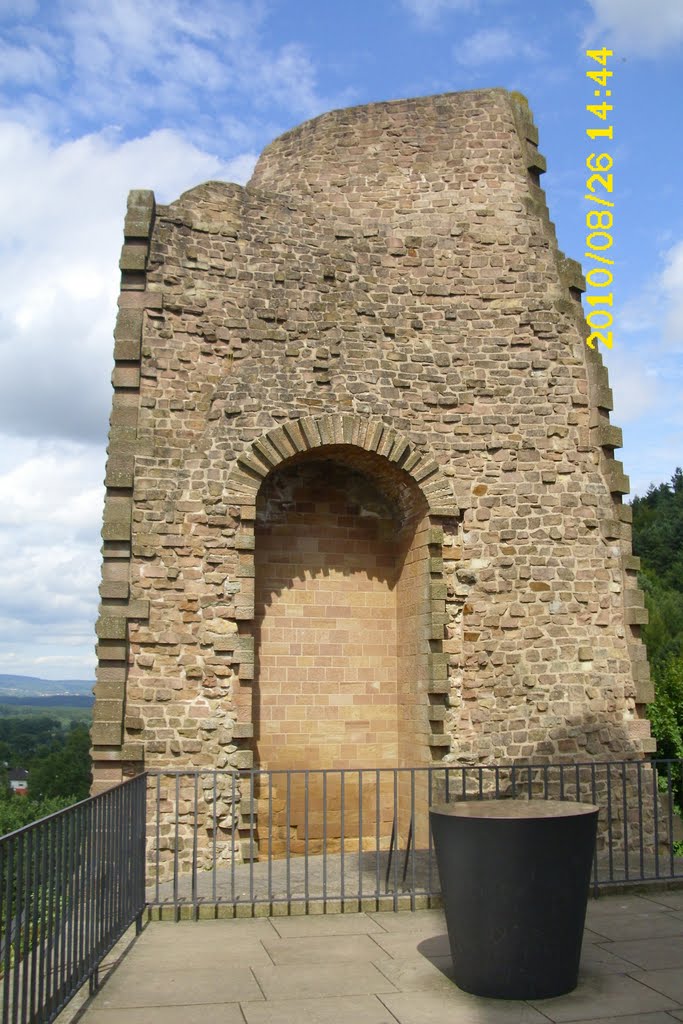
90,88 -> 656,865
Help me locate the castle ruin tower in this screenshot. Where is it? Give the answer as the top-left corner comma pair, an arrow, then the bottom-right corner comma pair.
91,89 -> 654,795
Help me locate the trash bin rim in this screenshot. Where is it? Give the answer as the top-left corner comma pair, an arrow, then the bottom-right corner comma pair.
429,798 -> 599,820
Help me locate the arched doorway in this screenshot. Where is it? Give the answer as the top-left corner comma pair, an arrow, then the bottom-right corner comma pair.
252,445 -> 436,854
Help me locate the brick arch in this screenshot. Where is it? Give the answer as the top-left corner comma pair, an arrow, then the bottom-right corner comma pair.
226,414 -> 459,786
227,413 -> 458,517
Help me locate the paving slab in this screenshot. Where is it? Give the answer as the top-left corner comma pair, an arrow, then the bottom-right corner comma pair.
252,961 -> 398,1001
528,971 -> 678,1022
95,965 -> 263,1009
57,891 -> 683,1024
269,912 -> 385,937
78,1004 -> 247,1024
423,953 -> 453,974
120,920 -> 277,967
121,936 -> 274,968
602,935 -> 683,970
581,927 -> 614,944
642,890 -> 683,911
262,933 -> 390,965
373,955 -> 457,992
580,942 -> 638,973
585,894 -> 670,918
140,919 -> 280,941
547,1015 -> 683,1024
369,908 -> 446,933
98,924 -> 139,969
241,993 -> 398,1023
378,988 -> 550,1023
582,910 -> 683,941
370,929 -> 450,959
628,967 -> 683,1003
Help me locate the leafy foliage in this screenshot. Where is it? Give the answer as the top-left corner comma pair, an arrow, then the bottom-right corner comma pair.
1,718 -> 92,836
0,793 -> 75,836
631,468 -> 683,595
647,656 -> 683,807
632,469 -> 683,811
27,724 -> 92,802
0,714 -> 66,764
638,570 -> 683,665
0,700 -> 92,724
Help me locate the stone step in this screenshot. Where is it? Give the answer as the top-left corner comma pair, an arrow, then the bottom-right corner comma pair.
239,838 -> 259,862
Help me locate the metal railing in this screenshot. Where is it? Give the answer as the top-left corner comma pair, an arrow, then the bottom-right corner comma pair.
147,759 -> 683,915
0,774 -> 146,1024
1,760 -> 680,1020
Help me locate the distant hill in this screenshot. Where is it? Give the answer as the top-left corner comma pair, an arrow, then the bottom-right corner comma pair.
0,694 -> 93,708
0,674 -> 95,698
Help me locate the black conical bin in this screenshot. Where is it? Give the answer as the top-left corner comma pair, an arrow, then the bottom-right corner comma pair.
430,799 -> 599,1000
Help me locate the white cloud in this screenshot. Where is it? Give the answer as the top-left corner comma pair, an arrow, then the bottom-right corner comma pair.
248,42 -> 323,114
450,27 -> 540,66
0,0 -> 327,136
586,0 -> 683,57
0,0 -> 317,682
0,41 -> 56,85
0,443 -> 103,531
620,287 -> 659,337
0,120 -> 257,677
660,240 -> 683,347
400,0 -> 477,28
621,239 -> 683,351
0,119 -> 256,444
455,27 -> 540,65
0,438 -> 104,678
624,423 -> 683,499
63,0 -> 242,116
605,342 -> 683,500
605,354 -> 660,424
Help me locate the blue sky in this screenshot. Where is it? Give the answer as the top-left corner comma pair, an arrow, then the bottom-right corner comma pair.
0,0 -> 681,679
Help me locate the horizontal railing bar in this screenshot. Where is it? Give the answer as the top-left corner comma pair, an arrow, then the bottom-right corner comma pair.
147,758 -> 683,773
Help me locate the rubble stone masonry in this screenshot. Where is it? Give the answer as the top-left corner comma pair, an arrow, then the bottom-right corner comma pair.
91,88 -> 654,798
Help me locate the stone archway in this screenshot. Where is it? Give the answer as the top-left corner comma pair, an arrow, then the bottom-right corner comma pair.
253,452 -> 431,773
227,414 -> 458,518
226,416 -> 459,856
226,415 -> 459,767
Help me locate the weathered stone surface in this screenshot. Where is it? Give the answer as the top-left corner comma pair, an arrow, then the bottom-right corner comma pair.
96,615 -> 127,640
93,680 -> 125,700
91,721 -> 123,745
91,88 -> 653,803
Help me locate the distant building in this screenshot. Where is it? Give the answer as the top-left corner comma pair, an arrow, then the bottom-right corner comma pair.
8,768 -> 28,795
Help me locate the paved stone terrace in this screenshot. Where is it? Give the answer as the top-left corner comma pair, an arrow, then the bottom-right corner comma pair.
60,889 -> 683,1024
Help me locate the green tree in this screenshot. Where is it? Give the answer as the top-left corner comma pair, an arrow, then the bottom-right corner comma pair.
639,570 -> 683,664
0,715 -> 64,765
632,467 -> 683,595
646,656 -> 683,811
0,793 -> 75,836
632,468 -> 683,816
28,724 -> 92,803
